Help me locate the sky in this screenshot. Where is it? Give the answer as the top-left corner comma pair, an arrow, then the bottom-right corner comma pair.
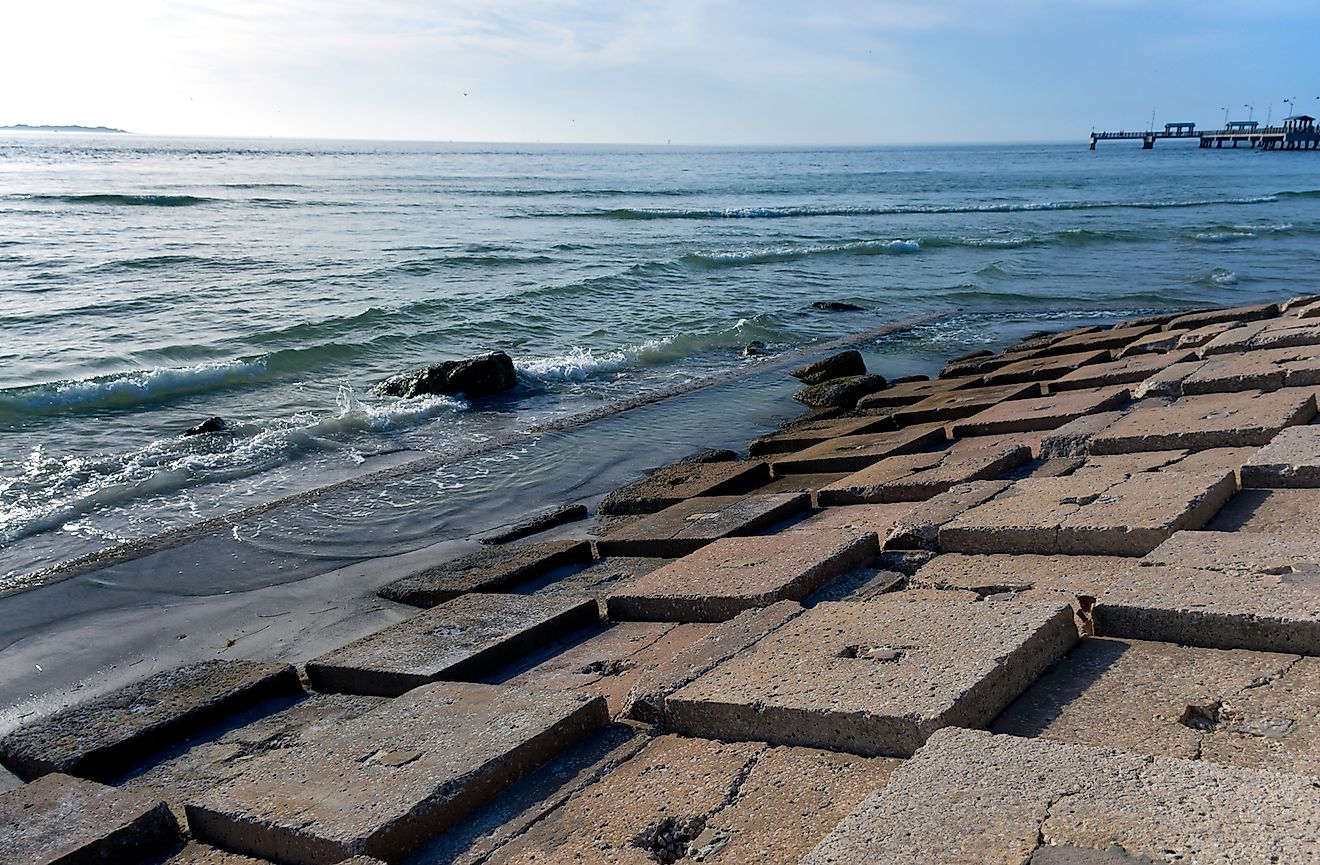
5,0 -> 1320,144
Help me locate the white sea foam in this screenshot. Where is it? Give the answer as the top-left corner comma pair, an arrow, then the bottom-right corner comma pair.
1210,269 -> 1239,286
0,360 -> 268,416
516,347 -> 630,382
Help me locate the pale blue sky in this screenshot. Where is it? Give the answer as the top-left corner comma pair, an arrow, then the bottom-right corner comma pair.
6,0 -> 1319,144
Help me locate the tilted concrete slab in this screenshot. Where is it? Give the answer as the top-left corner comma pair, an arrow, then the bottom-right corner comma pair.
1202,316 -> 1320,355
376,540 -> 593,608
781,502 -> 920,539
983,349 -> 1112,385
2,772 -> 180,865
598,460 -> 770,515
950,387 -> 1129,437
940,470 -> 1235,556
889,381 -> 1041,425
747,470 -> 853,500
992,636 -> 1315,775
1087,389 -> 1316,453
159,841 -> 279,864
606,530 -> 877,622
305,593 -> 599,696
1071,446 -> 1260,482
1131,359 -> 1205,398
490,736 -> 898,865
186,682 -> 607,865
800,727 -> 1318,865
0,660 -> 299,782
1037,411 -> 1127,458
519,555 -> 669,606
593,493 -> 809,558
1181,345 -> 1320,394
1040,323 -> 1161,356
1242,424 -> 1320,487
768,424 -> 947,474
853,375 -> 979,410
665,594 -> 1077,757
1208,487 -> 1320,534
884,480 -> 1011,550
624,601 -> 803,724
1049,351 -> 1194,390
816,442 -> 1030,504
1164,301 -> 1280,331
747,415 -> 895,456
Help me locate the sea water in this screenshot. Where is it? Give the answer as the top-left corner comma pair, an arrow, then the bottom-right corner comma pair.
2,135 -> 1318,583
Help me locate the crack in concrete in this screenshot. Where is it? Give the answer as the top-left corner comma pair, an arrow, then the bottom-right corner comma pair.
1031,786 -> 1086,858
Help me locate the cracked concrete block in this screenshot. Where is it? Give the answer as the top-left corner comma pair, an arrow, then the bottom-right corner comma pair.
782,502 -> 919,539
594,494 -> 810,558
1071,447 -> 1259,481
186,682 -> 607,865
0,660 -> 300,782
747,416 -> 896,457
664,595 -> 1077,757
599,461 -> 770,515
950,387 -> 1130,437
1197,655 -> 1320,777
376,540 -> 593,608
1131,359 -> 1205,398
889,382 -> 1041,425
2,773 -> 180,865
816,442 -> 1030,504
481,735 -> 898,865
1205,318 -> 1320,355
498,621 -> 715,716
1087,389 -> 1316,453
305,593 -> 599,697
800,727 -> 1318,865
769,424 -> 947,474
1037,411 -> 1126,458
1164,302 -> 1280,332
624,601 -> 804,724
1242,425 -> 1320,487
1097,531 -> 1320,654
1181,345 -> 1320,395
992,637 -> 1308,772
1049,352 -> 1194,390
884,480 -> 1011,550
1116,328 -> 1189,357
940,471 -> 1235,556
983,349 -> 1112,386
606,530 -> 877,622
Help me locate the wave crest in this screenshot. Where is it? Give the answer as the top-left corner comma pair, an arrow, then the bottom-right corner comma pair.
0,361 -> 268,417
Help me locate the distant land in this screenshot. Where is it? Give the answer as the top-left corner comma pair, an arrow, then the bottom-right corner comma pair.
1,124 -> 128,133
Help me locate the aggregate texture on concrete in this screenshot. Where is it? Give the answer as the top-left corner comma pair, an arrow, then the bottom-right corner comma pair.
598,460 -> 770,515
1201,315 -> 1320,355
853,375 -> 978,411
305,593 -> 600,697
747,470 -> 853,499
2,772 -> 180,865
1208,486 -> 1320,534
1176,344 -> 1320,394
1086,388 -> 1317,453
480,734 -> 899,865
606,529 -> 877,622
939,470 -> 1236,556
883,479 -> 1011,550
747,415 -> 895,457
816,441 -> 1031,505
1048,351 -> 1194,392
781,502 -> 919,540
594,493 -> 810,557
152,841 -> 278,864
983,349 -> 1112,386
1096,530 -> 1320,655
376,540 -> 593,607
1038,323 -> 1161,356
1241,424 -> 1320,487
888,381 -> 1041,425
518,555 -> 669,606
664,594 -> 1077,756
186,682 -> 608,865
949,387 -> 1130,437
1164,301 -> 1281,331
768,424 -> 947,474
1069,446 -> 1261,481
992,636 -> 1316,776
0,659 -> 300,782
801,727 -> 1318,865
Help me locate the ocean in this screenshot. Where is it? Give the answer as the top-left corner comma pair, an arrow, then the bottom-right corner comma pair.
2,134 -> 1318,586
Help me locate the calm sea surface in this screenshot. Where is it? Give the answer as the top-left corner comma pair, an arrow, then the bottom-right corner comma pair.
2,135 -> 1318,582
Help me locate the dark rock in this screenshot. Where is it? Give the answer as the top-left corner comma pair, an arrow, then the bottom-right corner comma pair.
792,374 -> 888,409
667,448 -> 738,467
376,351 -> 517,399
788,350 -> 867,385
741,340 -> 767,357
811,301 -> 864,312
888,374 -> 930,385
183,417 -> 227,437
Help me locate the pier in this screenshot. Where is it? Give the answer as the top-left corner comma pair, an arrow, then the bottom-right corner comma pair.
1090,115 -> 1319,151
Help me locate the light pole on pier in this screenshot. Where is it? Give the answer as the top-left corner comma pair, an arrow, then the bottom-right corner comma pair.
1245,104 -> 1254,122
1221,106 -> 1229,127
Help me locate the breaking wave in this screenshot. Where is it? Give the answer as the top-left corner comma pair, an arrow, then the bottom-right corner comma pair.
0,361 -> 269,417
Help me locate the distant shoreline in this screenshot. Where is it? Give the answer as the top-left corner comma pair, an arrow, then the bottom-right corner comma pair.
1,124 -> 128,133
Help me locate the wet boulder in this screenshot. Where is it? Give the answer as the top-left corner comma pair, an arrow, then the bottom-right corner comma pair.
793,374 -> 888,409
789,350 -> 867,385
376,351 -> 518,399
812,300 -> 864,312
183,417 -> 228,437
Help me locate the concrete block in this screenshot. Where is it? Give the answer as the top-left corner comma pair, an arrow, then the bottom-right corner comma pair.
1050,351 -> 1194,390
1205,317 -> 1320,354
2,772 -> 179,865
624,601 -> 803,724
606,530 -> 877,622
158,841 -> 277,864
748,470 -> 852,499
376,540 -> 593,607
305,593 -> 599,697
599,461 -> 770,515
1087,389 -> 1316,453
1208,487 -> 1320,534
889,381 -> 1040,424
1164,301 -> 1280,331
593,493 -> 809,558
481,735 -> 899,865
747,416 -> 895,457
1041,323 -> 1161,356
1071,446 -> 1259,481
950,387 -> 1129,437
940,470 -> 1234,556
1037,411 -> 1126,458
665,595 -> 1077,757
1242,424 -> 1320,487
854,376 -> 977,411
800,727 -> 1318,865
816,442 -> 1030,504
1116,328 -> 1187,357
768,424 -> 946,474
1131,359 -> 1205,398
186,682 -> 607,865
1096,530 -> 1320,654
993,637 -> 1316,775
982,349 -> 1111,385
480,504 -> 588,545
884,480 -> 1010,550
0,660 -> 299,782
782,502 -> 920,539
1182,345 -> 1320,394
524,556 -> 669,605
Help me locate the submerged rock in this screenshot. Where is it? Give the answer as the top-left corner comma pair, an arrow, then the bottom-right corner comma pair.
741,340 -> 767,357
183,417 -> 228,437
789,350 -> 867,385
376,351 -> 517,399
793,374 -> 888,409
812,300 -> 864,312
